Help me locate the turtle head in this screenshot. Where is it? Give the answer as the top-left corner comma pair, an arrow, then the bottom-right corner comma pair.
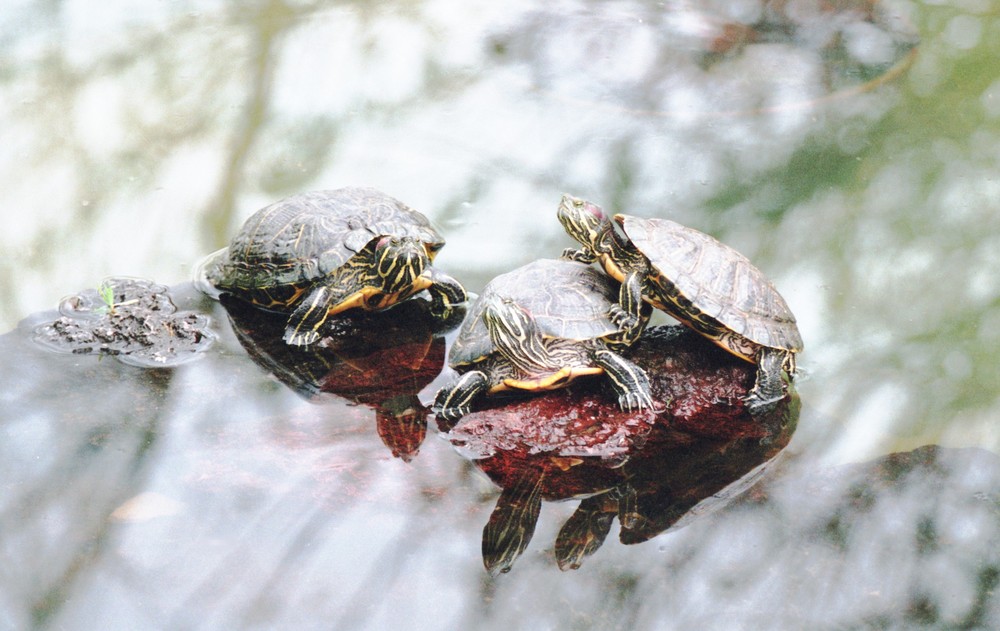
374,236 -> 429,293
483,296 -> 530,348
557,194 -> 610,249
482,295 -> 546,370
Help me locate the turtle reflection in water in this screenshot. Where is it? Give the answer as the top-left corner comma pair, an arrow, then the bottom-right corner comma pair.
204,187 -> 467,346
446,325 -> 799,575
434,259 -> 654,422
222,295 -> 463,461
559,195 -> 803,415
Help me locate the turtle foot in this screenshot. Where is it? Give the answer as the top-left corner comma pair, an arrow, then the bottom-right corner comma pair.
283,327 -> 320,347
560,247 -> 597,264
429,299 -> 457,320
608,304 -> 638,329
617,389 -> 653,413
743,391 -> 784,416
607,305 -> 644,345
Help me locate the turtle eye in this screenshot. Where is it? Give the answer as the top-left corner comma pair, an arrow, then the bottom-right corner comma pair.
375,237 -> 401,272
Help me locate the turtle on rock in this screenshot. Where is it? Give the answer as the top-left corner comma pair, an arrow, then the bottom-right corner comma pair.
203,187 -> 467,346
557,194 -> 802,415
434,258 -> 654,422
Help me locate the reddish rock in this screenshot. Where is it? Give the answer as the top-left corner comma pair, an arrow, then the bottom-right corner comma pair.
446,324 -> 799,574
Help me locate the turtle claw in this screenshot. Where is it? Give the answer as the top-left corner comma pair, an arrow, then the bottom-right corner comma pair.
284,327 -> 320,347
436,404 -> 470,424
617,389 -> 653,413
743,391 -> 784,416
561,247 -> 597,264
608,304 -> 635,328
607,305 -> 644,346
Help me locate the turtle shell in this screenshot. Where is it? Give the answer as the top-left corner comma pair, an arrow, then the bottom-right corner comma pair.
213,187 -> 444,296
616,214 -> 803,352
449,259 -> 622,368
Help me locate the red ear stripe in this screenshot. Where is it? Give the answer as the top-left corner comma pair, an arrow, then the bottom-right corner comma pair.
584,201 -> 606,221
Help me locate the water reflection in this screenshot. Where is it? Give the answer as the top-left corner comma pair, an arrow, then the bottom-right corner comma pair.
4,288 -> 1000,627
446,325 -> 799,574
656,445 -> 1000,629
222,294 -> 463,460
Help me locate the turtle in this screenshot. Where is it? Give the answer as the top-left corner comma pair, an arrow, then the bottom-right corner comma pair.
557,194 -> 803,414
206,187 -> 467,346
433,258 -> 654,422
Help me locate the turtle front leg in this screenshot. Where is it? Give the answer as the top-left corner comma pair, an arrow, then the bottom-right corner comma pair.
434,370 -> 490,422
561,246 -> 598,264
591,345 -> 654,411
608,270 -> 647,346
284,285 -> 336,346
744,348 -> 788,415
423,267 -> 468,317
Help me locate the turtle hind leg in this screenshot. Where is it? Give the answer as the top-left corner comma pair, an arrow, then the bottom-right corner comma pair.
744,348 -> 788,415
434,370 -> 490,423
591,346 -> 654,411
283,286 -> 335,346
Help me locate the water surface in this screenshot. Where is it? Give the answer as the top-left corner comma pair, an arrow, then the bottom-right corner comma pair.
3,1 -> 1000,628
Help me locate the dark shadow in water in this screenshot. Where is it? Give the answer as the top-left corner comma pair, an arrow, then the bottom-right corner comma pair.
221,293 -> 465,461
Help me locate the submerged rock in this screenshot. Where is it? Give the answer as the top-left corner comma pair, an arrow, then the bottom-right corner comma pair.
32,277 -> 216,367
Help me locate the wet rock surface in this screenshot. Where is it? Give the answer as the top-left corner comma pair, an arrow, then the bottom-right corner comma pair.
31,277 -> 216,367
446,324 -> 799,574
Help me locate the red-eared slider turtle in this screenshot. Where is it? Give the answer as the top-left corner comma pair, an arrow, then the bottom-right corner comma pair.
434,259 -> 653,422
207,187 -> 467,346
558,195 -> 802,414
449,323 -> 799,574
